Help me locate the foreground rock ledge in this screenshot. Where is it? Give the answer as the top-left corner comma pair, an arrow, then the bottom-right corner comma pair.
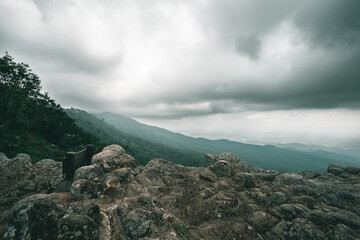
1,145 -> 360,239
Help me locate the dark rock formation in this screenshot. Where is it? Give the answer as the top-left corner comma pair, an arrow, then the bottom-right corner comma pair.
1,145 -> 360,239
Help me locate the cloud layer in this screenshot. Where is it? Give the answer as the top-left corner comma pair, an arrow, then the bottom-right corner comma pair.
1,0 -> 360,119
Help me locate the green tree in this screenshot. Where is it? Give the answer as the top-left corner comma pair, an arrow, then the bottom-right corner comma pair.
0,53 -> 99,161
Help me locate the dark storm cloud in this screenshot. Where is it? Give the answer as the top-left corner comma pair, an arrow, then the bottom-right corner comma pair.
1,0 -> 360,119
214,50 -> 360,109
235,34 -> 261,60
294,0 -> 360,48
162,0 -> 360,116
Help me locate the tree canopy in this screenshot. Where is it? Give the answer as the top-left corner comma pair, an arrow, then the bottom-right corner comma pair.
0,53 -> 99,161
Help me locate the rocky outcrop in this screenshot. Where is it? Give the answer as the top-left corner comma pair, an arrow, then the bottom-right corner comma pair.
0,154 -> 63,237
1,145 -> 360,239
92,144 -> 139,171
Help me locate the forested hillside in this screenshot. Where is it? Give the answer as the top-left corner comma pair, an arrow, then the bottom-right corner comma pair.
97,112 -> 360,172
65,108 -> 205,166
0,53 -> 100,161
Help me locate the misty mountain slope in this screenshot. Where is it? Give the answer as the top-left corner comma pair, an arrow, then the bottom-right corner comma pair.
276,143 -> 360,160
96,112 -> 202,150
65,108 -> 205,167
96,112 -> 359,172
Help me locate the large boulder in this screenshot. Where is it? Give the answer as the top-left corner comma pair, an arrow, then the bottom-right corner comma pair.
3,194 -> 100,240
233,173 -> 256,190
205,152 -> 240,167
247,211 -> 279,232
71,179 -> 101,200
327,164 -> 345,175
209,160 -> 235,177
74,164 -> 105,183
34,159 -> 63,193
92,145 -> 138,171
56,214 -> 99,240
3,194 -> 67,239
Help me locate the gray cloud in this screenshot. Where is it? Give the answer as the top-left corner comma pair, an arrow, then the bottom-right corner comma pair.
132,0 -> 360,118
294,0 -> 360,48
235,34 -> 261,60
0,0 -> 122,75
1,0 -> 360,120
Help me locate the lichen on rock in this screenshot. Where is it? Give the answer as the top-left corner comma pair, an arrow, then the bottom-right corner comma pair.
1,148 -> 360,239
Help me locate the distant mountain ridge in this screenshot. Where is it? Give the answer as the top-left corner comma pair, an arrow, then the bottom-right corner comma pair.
96,112 -> 360,172
275,142 -> 360,159
65,109 -> 205,167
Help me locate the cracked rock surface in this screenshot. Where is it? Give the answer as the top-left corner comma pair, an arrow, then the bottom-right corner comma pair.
1,145 -> 360,239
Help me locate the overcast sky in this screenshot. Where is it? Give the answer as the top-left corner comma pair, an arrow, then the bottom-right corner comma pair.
1,0 -> 360,148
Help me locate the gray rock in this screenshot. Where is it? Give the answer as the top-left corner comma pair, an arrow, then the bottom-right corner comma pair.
205,154 -> 217,167
268,192 -> 289,206
268,218 -> 326,240
124,209 -> 150,239
309,207 -> 360,229
298,170 -> 322,179
12,153 -> 31,163
0,153 -> 9,165
205,152 -> 240,167
4,194 -> 67,239
270,203 -> 310,220
103,144 -> 126,154
112,168 -> 133,182
200,168 -> 217,182
247,211 -> 279,232
275,173 -> 308,185
2,148 -> 360,239
191,219 -> 264,240
74,164 -> 105,183
56,213 -> 99,240
328,164 -> 345,175
233,173 -> 256,190
234,161 -> 250,173
145,158 -> 186,173
92,145 -> 138,171
71,179 -> 100,200
331,223 -> 359,240
291,195 -> 316,208
103,176 -> 121,196
345,166 -> 360,174
210,160 -> 235,177
34,159 -> 63,193
70,201 -> 102,224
